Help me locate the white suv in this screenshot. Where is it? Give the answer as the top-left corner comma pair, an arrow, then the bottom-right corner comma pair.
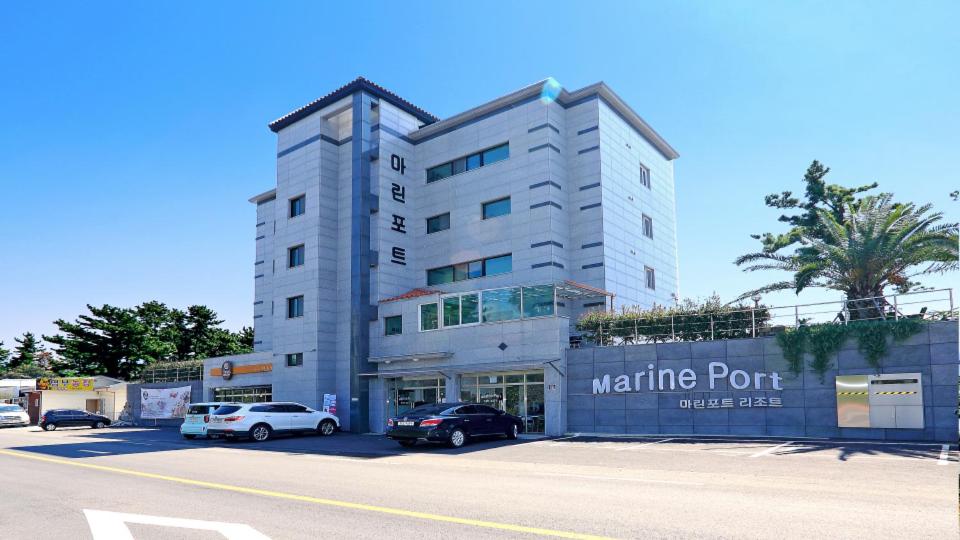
206,402 -> 340,442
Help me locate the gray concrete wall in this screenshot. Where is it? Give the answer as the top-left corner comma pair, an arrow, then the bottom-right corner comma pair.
565,321 -> 958,441
127,381 -> 203,427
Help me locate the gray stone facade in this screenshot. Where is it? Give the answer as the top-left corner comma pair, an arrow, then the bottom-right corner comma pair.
236,78 -> 680,434
565,321 -> 958,441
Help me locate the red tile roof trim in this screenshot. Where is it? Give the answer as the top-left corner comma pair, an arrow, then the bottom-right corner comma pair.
380,288 -> 440,304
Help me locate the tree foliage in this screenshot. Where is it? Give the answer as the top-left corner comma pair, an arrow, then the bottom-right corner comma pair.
736,162 -> 958,311
43,302 -> 252,380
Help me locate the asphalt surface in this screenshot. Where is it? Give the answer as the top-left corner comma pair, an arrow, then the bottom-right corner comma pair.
0,426 -> 955,539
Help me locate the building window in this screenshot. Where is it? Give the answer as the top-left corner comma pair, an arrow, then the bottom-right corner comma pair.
639,163 -> 651,189
286,353 -> 303,367
289,195 -> 306,217
287,295 -> 304,318
429,286 -> 556,330
481,288 -> 522,323
213,385 -> 272,403
426,143 -> 509,183
288,244 -> 305,267
483,254 -> 512,276
482,197 -> 511,220
426,213 -> 450,234
384,315 -> 403,336
427,254 -> 512,285
642,215 -> 653,239
521,285 -> 555,318
645,266 -> 656,290
420,303 -> 439,331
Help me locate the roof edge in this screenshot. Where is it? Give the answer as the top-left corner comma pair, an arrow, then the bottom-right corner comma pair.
268,77 -> 438,133
248,188 -> 277,204
407,80 -> 679,161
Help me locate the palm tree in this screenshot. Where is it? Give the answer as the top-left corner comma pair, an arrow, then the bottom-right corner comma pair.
736,194 -> 958,319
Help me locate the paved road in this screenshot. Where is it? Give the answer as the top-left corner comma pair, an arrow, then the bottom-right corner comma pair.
0,426 -> 955,539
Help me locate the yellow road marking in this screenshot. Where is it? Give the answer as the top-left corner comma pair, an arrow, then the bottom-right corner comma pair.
0,449 -> 613,539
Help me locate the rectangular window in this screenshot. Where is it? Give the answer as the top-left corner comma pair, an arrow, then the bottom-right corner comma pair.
289,195 -> 305,217
384,315 -> 402,336
285,353 -> 303,367
639,163 -> 651,189
521,285 -> 555,318
427,266 -> 454,286
420,303 -> 439,331
288,244 -> 305,267
642,214 -> 653,239
481,144 -> 509,165
460,293 -> 480,324
481,288 -> 522,323
645,266 -> 656,290
426,254 -> 511,285
287,295 -> 304,318
482,197 -> 511,220
442,297 -> 460,327
425,143 -> 509,183
483,254 -> 512,276
426,213 -> 450,234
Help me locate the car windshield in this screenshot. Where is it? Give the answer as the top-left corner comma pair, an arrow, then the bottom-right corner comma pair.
405,404 -> 450,416
211,405 -> 242,415
187,405 -> 211,415
0,405 -> 23,412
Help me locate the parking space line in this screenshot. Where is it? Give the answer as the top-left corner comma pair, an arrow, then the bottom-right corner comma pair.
749,441 -> 793,458
614,438 -> 675,451
938,444 -> 952,466
0,449 -> 611,540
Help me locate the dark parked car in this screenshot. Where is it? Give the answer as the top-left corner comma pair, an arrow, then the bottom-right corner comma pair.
39,409 -> 111,431
386,402 -> 523,448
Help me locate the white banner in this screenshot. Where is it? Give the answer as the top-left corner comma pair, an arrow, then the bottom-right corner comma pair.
140,386 -> 192,419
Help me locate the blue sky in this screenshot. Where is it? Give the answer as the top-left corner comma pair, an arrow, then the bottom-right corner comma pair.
1,1 -> 957,348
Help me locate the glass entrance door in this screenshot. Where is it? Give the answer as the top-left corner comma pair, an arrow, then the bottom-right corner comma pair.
459,371 -> 545,433
387,378 -> 446,418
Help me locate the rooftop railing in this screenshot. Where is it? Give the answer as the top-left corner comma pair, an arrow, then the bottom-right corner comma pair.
576,288 -> 956,347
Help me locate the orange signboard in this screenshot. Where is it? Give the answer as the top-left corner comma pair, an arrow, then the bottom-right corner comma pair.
210,363 -> 272,377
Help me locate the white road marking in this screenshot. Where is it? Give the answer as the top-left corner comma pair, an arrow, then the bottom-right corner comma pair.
749,441 -> 794,458
615,438 -> 675,451
938,444 -> 952,465
84,509 -> 271,540
532,472 -> 703,486
77,449 -> 109,454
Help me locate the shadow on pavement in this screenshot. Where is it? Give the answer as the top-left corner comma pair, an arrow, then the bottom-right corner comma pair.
558,435 -> 948,461
7,426 -> 546,460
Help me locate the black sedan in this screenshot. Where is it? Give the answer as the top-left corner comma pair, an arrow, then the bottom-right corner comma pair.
39,409 -> 111,431
386,402 -> 523,448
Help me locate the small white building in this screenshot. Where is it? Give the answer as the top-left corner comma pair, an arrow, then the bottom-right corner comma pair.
35,376 -> 127,420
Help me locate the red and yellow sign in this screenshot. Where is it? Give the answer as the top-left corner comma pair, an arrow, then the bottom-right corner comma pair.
37,378 -> 95,392
209,363 -> 272,377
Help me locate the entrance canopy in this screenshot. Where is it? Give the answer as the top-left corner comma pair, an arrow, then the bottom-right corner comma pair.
555,280 -> 614,310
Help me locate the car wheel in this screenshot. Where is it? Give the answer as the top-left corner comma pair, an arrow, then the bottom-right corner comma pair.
447,428 -> 466,449
506,423 -> 519,440
183,434 -> 196,440
44,424 -> 57,431
398,440 -> 416,448
94,421 -> 106,429
250,424 -> 272,442
318,419 -> 336,436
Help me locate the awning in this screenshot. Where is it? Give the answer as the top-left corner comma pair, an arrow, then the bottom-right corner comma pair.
367,351 -> 453,364
360,357 -> 563,378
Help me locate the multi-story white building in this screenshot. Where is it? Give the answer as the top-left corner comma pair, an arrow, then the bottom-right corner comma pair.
204,77 -> 679,435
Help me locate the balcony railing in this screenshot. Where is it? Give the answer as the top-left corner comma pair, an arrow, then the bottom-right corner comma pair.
577,288 -> 956,347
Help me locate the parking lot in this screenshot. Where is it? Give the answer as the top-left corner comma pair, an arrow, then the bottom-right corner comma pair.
0,426 -> 956,539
